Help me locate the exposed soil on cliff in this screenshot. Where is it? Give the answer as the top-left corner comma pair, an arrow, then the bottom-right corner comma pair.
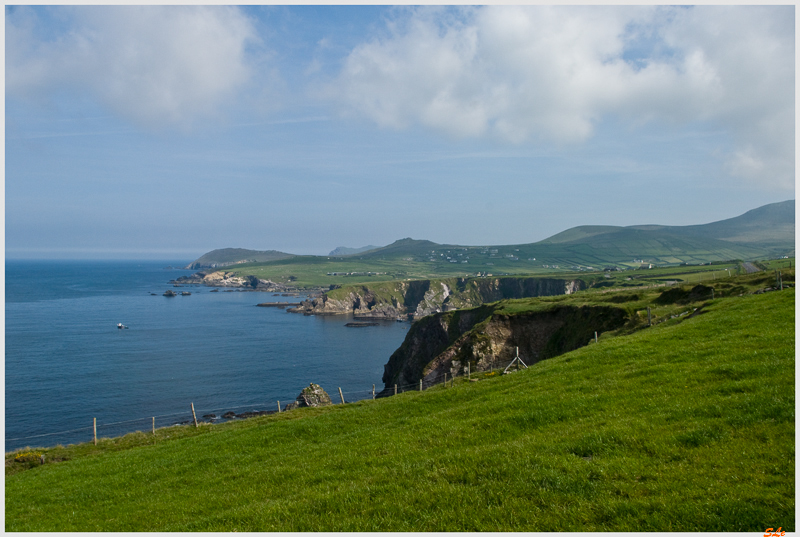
289,276 -> 588,319
381,303 -> 628,391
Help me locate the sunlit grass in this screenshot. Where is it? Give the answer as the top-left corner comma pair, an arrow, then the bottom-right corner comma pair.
6,288 -> 794,531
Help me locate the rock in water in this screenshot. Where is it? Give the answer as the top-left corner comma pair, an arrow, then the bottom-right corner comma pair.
284,383 -> 333,410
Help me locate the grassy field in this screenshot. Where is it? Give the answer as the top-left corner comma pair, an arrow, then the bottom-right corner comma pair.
216,223 -> 793,289
6,282 -> 794,531
231,255 -> 474,287
228,251 -> 786,289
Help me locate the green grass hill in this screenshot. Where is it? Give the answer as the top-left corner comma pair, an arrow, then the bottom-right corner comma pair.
542,200 -> 795,262
328,245 -> 380,256
187,201 -> 794,287
6,279 -> 794,531
186,248 -> 292,269
543,200 -> 794,247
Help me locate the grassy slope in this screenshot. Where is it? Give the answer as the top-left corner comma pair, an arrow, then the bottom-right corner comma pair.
542,199 -> 794,251
6,286 -> 794,531
189,248 -> 292,266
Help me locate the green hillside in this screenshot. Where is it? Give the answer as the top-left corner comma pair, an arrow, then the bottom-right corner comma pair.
670,199 -> 795,245
195,201 -> 793,287
540,225 -> 625,244
227,239 -> 781,288
535,228 -> 769,265
186,248 -> 292,269
6,281 -> 794,531
329,245 -> 379,256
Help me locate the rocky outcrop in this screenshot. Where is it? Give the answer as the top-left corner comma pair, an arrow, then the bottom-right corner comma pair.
289,286 -> 405,318
283,383 -> 333,411
289,277 -> 587,319
381,303 -> 628,392
171,271 -> 282,290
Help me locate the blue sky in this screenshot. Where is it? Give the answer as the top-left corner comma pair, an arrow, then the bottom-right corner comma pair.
5,5 -> 795,260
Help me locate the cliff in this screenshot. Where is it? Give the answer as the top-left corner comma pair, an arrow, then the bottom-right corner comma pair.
288,276 -> 587,319
381,302 -> 629,392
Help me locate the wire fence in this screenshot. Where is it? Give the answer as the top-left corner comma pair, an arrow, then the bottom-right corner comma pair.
6,356 -> 527,452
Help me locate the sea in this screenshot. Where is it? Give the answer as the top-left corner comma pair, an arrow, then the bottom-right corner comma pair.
5,260 -> 409,452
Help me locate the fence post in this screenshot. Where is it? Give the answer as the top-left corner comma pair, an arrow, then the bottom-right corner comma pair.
647,307 -> 652,326
338,387 -> 345,404
152,417 -> 155,436
595,331 -> 598,343
372,384 -> 375,399
444,373 -> 447,386
468,363 -> 471,380
420,379 -> 423,391
191,402 -> 198,428
277,401 -> 281,413
394,384 -> 398,396
93,417 -> 97,445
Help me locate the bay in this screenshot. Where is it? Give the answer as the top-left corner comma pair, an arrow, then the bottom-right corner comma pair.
5,260 -> 409,451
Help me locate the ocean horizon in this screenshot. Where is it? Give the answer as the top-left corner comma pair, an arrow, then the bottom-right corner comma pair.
5,259 -> 409,452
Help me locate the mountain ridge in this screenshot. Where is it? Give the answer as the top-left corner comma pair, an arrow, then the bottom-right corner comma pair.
186,200 -> 794,270
542,200 -> 794,245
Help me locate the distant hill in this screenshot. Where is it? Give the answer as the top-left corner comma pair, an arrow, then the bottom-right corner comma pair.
542,200 -> 794,248
355,201 -> 794,267
185,248 -> 293,270
358,238 -> 441,258
328,245 -> 380,256
187,201 -> 794,277
665,200 -> 795,249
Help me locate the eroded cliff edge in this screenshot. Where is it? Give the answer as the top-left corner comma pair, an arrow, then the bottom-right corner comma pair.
288,277 -> 587,319
381,302 -> 629,393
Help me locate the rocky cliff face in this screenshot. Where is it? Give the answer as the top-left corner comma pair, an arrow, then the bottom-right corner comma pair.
292,286 -> 406,317
289,277 -> 587,319
381,304 -> 628,392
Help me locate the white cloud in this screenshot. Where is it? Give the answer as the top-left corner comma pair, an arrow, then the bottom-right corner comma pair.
6,6 -> 259,130
328,5 -> 795,187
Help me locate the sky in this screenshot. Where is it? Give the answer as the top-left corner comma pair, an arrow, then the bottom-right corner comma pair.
5,4 -> 796,260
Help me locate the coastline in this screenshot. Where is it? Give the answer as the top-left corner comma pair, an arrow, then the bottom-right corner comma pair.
6,260 -> 408,452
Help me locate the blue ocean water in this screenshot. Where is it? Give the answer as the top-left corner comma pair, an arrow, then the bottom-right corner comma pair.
5,260 -> 409,451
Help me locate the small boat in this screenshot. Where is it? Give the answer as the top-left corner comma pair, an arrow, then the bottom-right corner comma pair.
163,290 -> 177,297
117,323 -> 129,329
181,291 -> 191,296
